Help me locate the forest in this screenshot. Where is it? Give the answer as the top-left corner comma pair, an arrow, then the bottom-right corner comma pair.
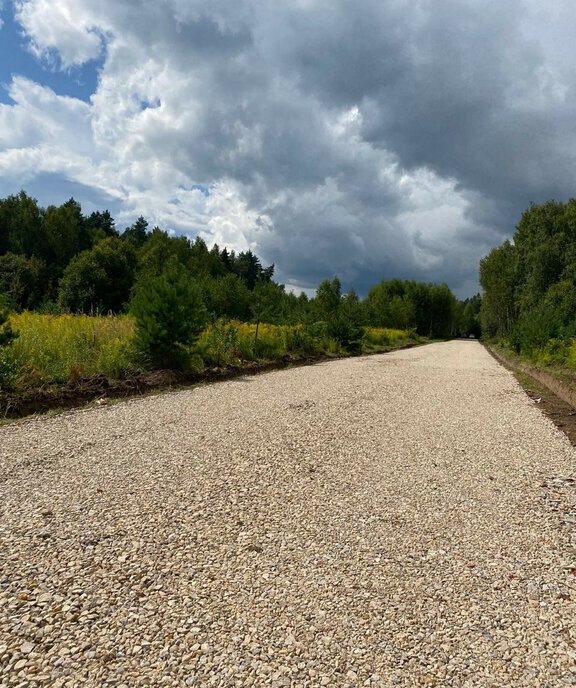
0,190 -> 475,391
480,199 -> 576,367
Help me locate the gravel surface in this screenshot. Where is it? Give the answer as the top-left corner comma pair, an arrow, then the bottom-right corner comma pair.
1,340 -> 576,687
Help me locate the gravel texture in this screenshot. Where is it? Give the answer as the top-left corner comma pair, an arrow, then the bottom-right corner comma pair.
1,340 -> 576,687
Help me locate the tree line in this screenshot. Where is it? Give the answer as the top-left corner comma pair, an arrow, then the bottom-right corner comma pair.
480,198 -> 576,356
0,191 -> 471,355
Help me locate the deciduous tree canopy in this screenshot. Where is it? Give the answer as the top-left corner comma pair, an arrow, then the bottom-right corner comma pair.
0,190 -> 465,342
480,198 -> 576,357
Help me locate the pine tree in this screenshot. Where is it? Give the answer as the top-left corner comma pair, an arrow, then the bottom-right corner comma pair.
130,258 -> 207,370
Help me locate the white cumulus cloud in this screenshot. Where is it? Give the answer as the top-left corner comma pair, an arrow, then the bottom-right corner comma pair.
15,0 -> 105,67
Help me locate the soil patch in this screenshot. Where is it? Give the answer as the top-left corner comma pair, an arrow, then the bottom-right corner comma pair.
487,345 -> 576,447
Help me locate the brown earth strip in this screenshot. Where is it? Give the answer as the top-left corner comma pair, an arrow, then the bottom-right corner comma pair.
0,354 -> 323,420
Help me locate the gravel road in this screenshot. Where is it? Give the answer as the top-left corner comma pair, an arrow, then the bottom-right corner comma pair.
1,341 -> 576,687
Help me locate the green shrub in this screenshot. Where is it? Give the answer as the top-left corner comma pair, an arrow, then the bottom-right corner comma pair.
195,320 -> 242,366
0,348 -> 19,391
327,316 -> 363,353
0,299 -> 17,348
536,338 -> 569,366
130,258 -> 207,370
509,304 -> 560,356
0,298 -> 19,391
566,340 -> 576,369
362,327 -> 412,347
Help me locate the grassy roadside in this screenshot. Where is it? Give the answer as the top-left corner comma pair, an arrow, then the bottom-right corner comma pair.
485,342 -> 576,447
486,342 -> 576,400
486,339 -> 576,387
0,313 -> 424,422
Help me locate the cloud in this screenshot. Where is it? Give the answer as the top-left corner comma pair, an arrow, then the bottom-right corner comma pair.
15,0 -> 105,67
3,0 -> 576,296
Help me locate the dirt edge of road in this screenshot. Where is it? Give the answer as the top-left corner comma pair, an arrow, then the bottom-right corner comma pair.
0,340 -> 427,422
487,344 -> 576,447
0,353 -> 337,421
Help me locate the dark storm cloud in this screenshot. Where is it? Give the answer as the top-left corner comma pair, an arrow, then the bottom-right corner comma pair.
259,0 -> 571,206
175,0 -> 576,292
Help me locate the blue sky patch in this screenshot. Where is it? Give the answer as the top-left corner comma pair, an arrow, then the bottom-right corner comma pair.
177,184 -> 211,198
190,184 -> 210,197
0,3 -> 103,104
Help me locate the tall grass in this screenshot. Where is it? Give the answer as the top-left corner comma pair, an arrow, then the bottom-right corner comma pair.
362,327 -> 416,347
195,320 -> 320,367
2,314 -> 416,390
9,313 -> 139,384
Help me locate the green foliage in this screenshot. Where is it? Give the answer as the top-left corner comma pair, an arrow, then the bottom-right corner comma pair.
251,281 -> 285,326
0,189 -> 461,383
130,258 -> 207,370
196,320 -> 242,366
481,197 -> 576,363
314,277 -> 342,320
122,216 -> 150,247
58,238 -> 138,313
508,303 -> 561,356
328,290 -> 364,352
460,294 -> 482,338
427,284 -> 458,338
137,228 -> 194,279
0,191 -> 43,258
479,240 -> 516,337
327,316 -> 363,353
85,210 -> 117,245
363,328 -> 390,346
0,296 -> 18,348
363,327 -> 415,348
310,279 -> 371,352
0,298 -> 19,390
3,310 -> 418,393
0,253 -> 50,310
544,280 -> 576,324
43,200 -> 90,270
0,190 -> 298,323
232,250 -> 274,290
196,320 -> 324,365
366,278 -> 458,337
202,274 -> 251,321
0,347 -> 19,391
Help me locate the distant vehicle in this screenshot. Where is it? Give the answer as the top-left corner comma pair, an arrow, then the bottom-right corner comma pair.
469,334 -> 476,339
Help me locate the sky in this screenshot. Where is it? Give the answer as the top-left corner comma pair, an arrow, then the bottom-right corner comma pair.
1,1 -> 576,297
